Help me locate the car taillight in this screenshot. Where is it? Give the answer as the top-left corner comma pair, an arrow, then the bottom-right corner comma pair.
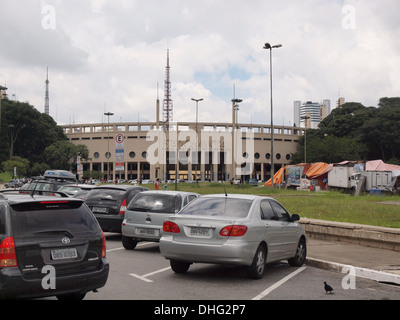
101,231 -> 106,258
119,198 -> 127,215
220,225 -> 248,237
163,221 -> 180,233
0,237 -> 18,268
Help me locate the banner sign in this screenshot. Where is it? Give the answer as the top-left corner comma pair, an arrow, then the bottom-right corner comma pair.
115,134 -> 125,171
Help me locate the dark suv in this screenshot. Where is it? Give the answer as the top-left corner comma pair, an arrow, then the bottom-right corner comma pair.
20,170 -> 77,195
85,185 -> 149,233
0,191 -> 109,300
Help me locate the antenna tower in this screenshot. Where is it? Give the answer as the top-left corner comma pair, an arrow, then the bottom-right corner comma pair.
44,68 -> 50,115
163,50 -> 173,129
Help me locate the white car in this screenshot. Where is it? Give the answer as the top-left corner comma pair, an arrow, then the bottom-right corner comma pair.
121,191 -> 200,249
160,194 -> 306,279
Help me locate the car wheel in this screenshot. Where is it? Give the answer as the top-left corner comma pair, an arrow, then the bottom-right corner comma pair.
56,292 -> 86,300
246,245 -> 266,279
288,238 -> 306,267
122,236 -> 138,250
170,260 -> 191,274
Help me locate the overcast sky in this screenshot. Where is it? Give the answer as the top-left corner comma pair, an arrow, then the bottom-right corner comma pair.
1,0 -> 399,126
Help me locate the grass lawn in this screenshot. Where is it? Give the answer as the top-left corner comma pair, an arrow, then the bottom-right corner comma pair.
154,182 -> 400,228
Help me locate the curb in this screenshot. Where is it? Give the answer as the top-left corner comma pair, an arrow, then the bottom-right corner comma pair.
306,257 -> 400,286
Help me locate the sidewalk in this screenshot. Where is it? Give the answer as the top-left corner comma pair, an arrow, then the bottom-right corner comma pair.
306,238 -> 400,285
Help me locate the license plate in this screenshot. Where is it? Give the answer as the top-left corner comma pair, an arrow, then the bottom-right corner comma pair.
190,227 -> 211,237
51,248 -> 78,260
136,228 -> 159,236
92,207 -> 108,213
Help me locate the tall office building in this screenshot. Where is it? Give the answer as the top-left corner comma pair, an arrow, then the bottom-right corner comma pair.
293,100 -> 331,129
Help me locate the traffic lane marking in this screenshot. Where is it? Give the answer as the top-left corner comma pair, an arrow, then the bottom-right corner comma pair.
130,267 -> 171,283
252,267 -> 307,300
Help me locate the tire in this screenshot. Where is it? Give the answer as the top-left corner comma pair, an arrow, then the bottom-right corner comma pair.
122,236 -> 138,250
246,245 -> 266,279
288,238 -> 307,267
170,260 -> 191,274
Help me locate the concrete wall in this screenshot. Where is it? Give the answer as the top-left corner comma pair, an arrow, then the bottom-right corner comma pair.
300,218 -> 400,252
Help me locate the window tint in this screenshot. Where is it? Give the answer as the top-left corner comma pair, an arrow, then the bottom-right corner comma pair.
127,189 -> 143,203
86,188 -> 125,201
179,197 -> 252,218
260,201 -> 276,220
0,205 -> 6,234
270,201 -> 290,221
128,193 -> 182,213
10,202 -> 99,236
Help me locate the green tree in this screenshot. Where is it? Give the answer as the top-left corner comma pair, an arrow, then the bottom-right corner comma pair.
0,99 -> 66,165
2,156 -> 30,178
44,141 -> 89,172
30,163 -> 51,177
291,98 -> 400,164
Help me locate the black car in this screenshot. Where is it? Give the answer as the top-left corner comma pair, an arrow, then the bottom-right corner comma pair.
0,191 -> 109,300
20,170 -> 77,195
85,185 -> 149,233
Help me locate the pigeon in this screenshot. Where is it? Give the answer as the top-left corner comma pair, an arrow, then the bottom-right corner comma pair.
324,281 -> 334,294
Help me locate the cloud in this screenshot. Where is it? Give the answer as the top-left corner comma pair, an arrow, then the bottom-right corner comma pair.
0,0 -> 399,127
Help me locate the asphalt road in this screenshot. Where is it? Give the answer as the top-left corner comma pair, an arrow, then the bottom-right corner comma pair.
80,233 -> 400,302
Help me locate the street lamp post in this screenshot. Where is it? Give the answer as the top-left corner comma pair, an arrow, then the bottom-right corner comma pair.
0,86 -> 8,132
191,98 -> 203,184
104,112 -> 114,181
301,115 -> 311,163
263,43 -> 282,188
231,98 -> 243,181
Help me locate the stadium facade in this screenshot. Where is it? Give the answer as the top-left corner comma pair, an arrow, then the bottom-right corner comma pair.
62,119 -> 303,182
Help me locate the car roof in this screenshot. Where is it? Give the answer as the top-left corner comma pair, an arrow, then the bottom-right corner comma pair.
92,184 -> 148,191
200,194 -> 270,201
59,184 -> 96,189
137,190 -> 199,196
0,193 -> 83,205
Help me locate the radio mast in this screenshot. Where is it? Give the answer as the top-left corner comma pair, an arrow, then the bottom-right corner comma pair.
163,50 -> 173,130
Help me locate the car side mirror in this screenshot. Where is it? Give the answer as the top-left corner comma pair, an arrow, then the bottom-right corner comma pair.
290,214 -> 300,222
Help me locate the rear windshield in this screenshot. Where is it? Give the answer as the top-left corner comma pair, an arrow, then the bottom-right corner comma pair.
10,201 -> 99,236
85,189 -> 125,201
179,197 -> 252,218
128,193 -> 182,214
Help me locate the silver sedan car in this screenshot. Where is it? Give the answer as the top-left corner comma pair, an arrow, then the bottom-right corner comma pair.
121,191 -> 199,250
159,194 -> 306,279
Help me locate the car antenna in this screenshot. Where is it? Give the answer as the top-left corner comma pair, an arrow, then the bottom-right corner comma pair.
30,181 -> 38,199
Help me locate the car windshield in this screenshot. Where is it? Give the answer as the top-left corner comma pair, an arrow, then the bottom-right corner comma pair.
128,193 -> 182,213
26,182 -> 53,191
179,197 -> 252,218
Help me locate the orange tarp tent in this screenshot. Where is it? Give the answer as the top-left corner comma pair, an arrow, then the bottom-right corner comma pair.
264,166 -> 286,186
304,162 -> 331,179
